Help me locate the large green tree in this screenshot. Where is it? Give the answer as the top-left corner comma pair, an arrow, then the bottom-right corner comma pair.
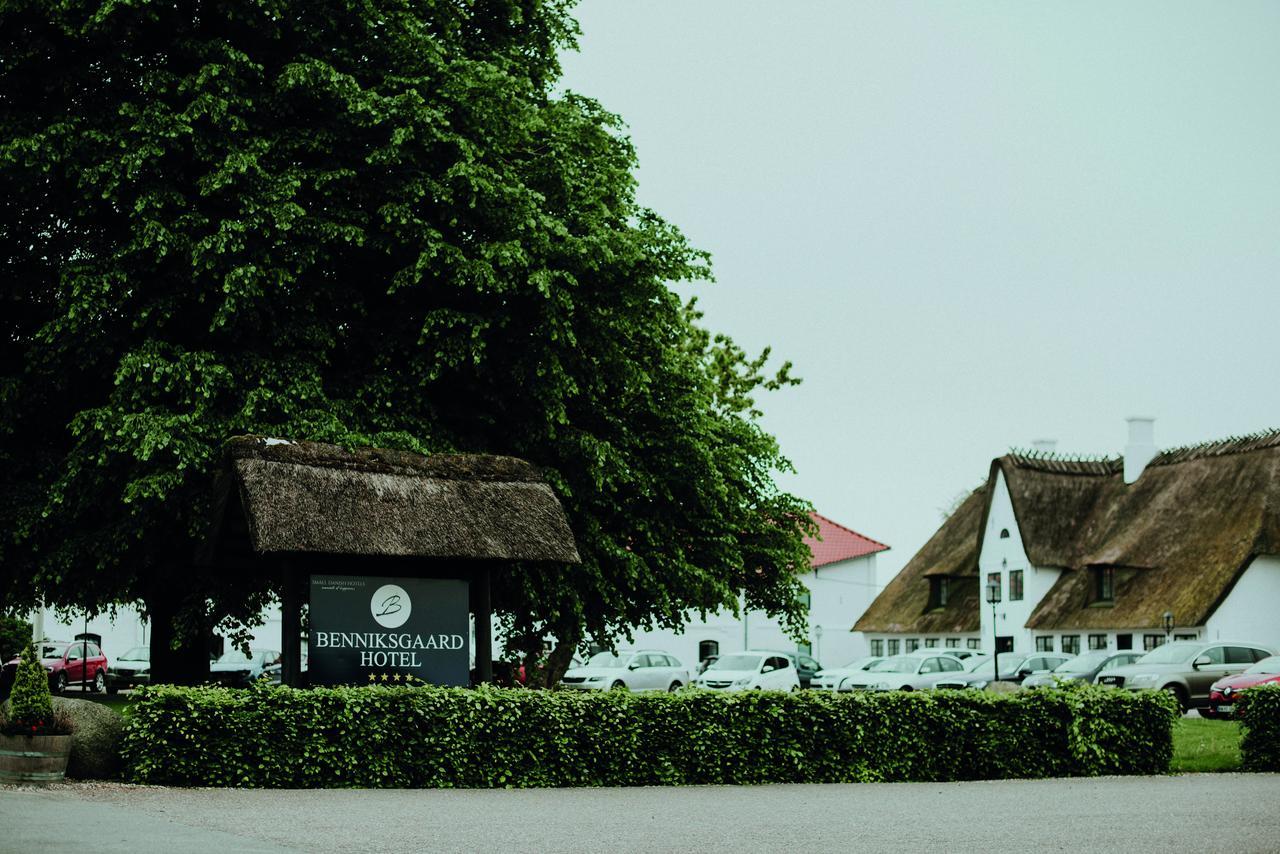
0,0 -> 811,681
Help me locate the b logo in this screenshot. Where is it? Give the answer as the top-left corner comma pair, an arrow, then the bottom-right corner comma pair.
370,583 -> 412,628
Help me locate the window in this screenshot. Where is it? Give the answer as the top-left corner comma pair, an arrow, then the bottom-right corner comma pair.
870,639 -> 884,657
1009,570 -> 1024,601
924,638 -> 938,648
1200,646 -> 1226,665
927,576 -> 950,609
1088,634 -> 1107,650
1035,636 -> 1054,652
967,638 -> 981,650
1174,633 -> 1198,642
1093,567 -> 1115,603
887,639 -> 900,655
1061,635 -> 1080,655
940,657 -> 963,672
905,638 -> 920,653
765,656 -> 789,672
1143,634 -> 1164,651
1225,647 -> 1258,665
999,528 -> 1010,539
1115,633 -> 1132,650
986,572 -> 1002,602
698,640 -> 719,663
920,658 -> 942,674
945,637 -> 960,648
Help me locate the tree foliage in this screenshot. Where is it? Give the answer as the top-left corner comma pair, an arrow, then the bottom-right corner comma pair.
0,0 -> 811,667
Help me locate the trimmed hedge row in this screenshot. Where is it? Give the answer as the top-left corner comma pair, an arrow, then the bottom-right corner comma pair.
1239,683 -> 1280,771
120,682 -> 1177,787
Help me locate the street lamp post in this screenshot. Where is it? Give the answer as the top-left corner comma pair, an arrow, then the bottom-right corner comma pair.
985,581 -> 1001,684
1163,611 -> 1174,643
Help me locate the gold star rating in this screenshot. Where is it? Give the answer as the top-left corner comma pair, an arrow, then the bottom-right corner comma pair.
380,673 -> 389,682
392,673 -> 402,682
368,673 -> 377,682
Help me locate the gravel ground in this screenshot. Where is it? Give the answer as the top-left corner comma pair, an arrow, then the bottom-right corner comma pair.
3,774 -> 1279,853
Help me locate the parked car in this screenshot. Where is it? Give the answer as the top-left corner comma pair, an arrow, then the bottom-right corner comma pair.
1204,655 -> 1280,719
1094,640 -> 1275,712
261,654 -> 308,686
1022,651 -> 1144,689
105,646 -> 152,693
3,640 -> 110,694
696,655 -> 718,675
209,648 -> 281,687
753,649 -> 823,689
812,656 -> 883,691
559,650 -> 689,691
935,652 -> 1071,689
840,651 -> 968,691
692,651 -> 800,692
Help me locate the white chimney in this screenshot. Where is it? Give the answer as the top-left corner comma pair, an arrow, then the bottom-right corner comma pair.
1030,439 -> 1057,454
1124,417 -> 1156,483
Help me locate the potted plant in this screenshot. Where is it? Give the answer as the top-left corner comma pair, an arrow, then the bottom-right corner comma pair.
0,641 -> 73,784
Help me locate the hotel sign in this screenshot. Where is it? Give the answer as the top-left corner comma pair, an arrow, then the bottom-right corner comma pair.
309,574 -> 469,687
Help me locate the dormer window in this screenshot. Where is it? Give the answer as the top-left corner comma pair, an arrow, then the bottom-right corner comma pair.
999,528 -> 1010,539
927,576 -> 950,610
1092,566 -> 1116,603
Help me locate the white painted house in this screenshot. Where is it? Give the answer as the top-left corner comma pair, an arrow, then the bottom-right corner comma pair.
625,512 -> 889,670
857,423 -> 1280,658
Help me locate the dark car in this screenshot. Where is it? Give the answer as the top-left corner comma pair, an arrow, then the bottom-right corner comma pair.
1095,640 -> 1274,712
756,650 -> 823,689
105,646 -> 151,694
4,640 -> 110,694
1022,651 -> 1144,689
935,653 -> 1072,689
1204,655 -> 1280,719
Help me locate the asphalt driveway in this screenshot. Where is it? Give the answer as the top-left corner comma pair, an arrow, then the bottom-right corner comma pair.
3,774 -> 1278,853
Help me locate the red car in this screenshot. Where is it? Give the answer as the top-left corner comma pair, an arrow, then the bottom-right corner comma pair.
1205,655 -> 1280,718
2,640 -> 110,694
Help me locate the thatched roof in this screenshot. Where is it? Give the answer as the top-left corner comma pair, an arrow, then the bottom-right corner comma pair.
855,430 -> 1280,634
207,436 -> 580,563
852,487 -> 986,634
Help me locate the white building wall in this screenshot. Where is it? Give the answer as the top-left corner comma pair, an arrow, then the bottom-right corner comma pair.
977,470 -> 1061,655
624,553 -> 880,670
1205,554 -> 1280,651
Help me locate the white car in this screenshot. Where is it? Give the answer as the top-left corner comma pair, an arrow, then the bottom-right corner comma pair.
693,651 -> 800,692
812,656 -> 883,691
559,649 -> 689,691
840,650 -> 968,691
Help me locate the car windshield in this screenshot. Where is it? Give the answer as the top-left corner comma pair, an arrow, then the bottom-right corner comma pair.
119,647 -> 149,662
867,656 -> 920,674
1135,642 -> 1201,665
1246,656 -> 1280,675
1053,652 -> 1110,673
709,654 -> 762,672
838,657 -> 877,670
215,650 -> 261,664
968,656 -> 1024,676
585,652 -> 630,669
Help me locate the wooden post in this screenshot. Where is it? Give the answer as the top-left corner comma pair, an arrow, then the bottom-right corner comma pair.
474,564 -> 492,684
281,563 -> 302,688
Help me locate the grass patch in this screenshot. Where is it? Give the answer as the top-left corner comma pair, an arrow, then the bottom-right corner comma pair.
1171,716 -> 1242,772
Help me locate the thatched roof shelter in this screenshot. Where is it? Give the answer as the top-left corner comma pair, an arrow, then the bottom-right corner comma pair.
206,436 -> 580,564
855,430 -> 1280,634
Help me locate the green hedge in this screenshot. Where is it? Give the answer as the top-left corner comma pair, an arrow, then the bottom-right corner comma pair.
1239,683 -> 1280,771
120,683 -> 1177,788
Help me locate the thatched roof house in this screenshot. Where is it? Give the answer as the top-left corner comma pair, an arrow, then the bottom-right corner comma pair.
855,429 -> 1280,654
207,436 -> 580,564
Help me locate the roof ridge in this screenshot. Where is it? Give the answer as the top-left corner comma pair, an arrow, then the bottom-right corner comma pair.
1146,428 -> 1280,467
1005,450 -> 1121,476
809,511 -> 891,551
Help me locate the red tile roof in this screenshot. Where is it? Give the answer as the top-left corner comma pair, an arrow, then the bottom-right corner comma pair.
804,512 -> 889,568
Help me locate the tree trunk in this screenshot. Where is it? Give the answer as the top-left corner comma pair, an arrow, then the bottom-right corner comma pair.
145,579 -> 211,685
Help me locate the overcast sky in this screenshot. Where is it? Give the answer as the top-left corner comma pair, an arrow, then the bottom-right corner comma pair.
558,2 -> 1280,585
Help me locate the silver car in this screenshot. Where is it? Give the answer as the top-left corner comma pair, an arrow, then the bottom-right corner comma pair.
1094,640 -> 1275,712
812,656 -> 883,691
559,649 -> 689,692
840,651 -> 967,691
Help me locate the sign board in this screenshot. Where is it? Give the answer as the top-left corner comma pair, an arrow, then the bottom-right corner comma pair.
309,574 -> 470,687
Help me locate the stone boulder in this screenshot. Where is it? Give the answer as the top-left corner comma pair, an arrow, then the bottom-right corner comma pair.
51,697 -> 125,779
985,681 -> 1021,695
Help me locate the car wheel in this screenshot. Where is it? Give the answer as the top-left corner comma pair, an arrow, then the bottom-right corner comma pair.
54,672 -> 67,694
610,680 -> 628,691
668,681 -> 682,692
1163,684 -> 1188,714
900,685 -> 913,691
92,671 -> 105,693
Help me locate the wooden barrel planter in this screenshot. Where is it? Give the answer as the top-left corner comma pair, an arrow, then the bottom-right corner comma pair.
0,734 -> 73,784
